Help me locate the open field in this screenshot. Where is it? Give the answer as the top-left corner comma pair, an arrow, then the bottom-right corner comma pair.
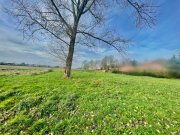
0,66 -> 180,134
0,65 -> 54,76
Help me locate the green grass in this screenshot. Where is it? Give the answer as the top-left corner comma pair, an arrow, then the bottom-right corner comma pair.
0,69 -> 180,134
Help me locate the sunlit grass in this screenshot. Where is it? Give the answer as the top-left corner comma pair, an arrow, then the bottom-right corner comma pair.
0,69 -> 180,134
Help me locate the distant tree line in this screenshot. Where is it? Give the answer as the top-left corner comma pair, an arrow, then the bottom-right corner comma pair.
81,53 -> 180,71
81,55 -> 139,70
82,55 -> 120,70
168,54 -> 180,69
0,62 -> 54,68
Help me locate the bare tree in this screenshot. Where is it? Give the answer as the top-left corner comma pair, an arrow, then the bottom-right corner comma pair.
6,0 -> 156,77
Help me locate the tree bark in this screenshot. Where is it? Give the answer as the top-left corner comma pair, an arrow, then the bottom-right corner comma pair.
64,36 -> 75,78
64,16 -> 80,78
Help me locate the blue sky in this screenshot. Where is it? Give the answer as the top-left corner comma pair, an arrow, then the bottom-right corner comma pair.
0,0 -> 180,67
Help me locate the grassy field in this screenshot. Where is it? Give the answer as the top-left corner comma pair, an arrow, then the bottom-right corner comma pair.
0,66 -> 180,134
0,65 -> 53,76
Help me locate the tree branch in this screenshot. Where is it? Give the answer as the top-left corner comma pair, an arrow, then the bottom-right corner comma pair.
77,30 -> 128,53
50,0 -> 72,31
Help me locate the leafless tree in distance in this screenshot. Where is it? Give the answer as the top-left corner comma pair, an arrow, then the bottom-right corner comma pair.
5,0 -> 156,78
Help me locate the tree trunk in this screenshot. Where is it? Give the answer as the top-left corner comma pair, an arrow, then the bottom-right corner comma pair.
64,36 -> 75,78
64,17 -> 79,78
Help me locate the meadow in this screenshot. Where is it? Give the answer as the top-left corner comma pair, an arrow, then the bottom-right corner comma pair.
0,66 -> 180,134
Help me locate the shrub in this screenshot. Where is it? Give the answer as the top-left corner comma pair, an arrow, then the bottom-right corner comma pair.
47,69 -> 53,72
112,70 -> 180,79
